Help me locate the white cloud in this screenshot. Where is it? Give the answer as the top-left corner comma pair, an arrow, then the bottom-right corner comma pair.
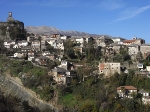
115,5 -> 150,21
99,0 -> 125,10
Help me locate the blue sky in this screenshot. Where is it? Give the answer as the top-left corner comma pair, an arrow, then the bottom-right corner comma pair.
0,0 -> 150,43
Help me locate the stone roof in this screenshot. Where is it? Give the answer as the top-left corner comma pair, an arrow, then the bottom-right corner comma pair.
43,51 -> 50,53
52,67 -> 68,73
138,89 -> 147,93
38,56 -> 49,60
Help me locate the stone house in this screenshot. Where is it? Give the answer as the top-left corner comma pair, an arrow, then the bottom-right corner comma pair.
139,89 -> 149,97
127,44 -> 140,60
58,60 -> 68,70
139,89 -> 150,104
84,36 -> 93,43
117,86 -> 137,98
31,40 -> 41,52
74,46 -> 83,54
56,39 -> 64,50
99,63 -> 121,77
109,44 -> 126,54
140,44 -> 150,59
94,36 -> 113,47
51,67 -> 71,84
27,51 -> 35,61
123,37 -> 145,46
21,46 -> 32,52
14,51 -> 27,59
46,39 -> 56,46
105,46 -> 115,57
35,56 -> 49,66
45,54 -> 56,61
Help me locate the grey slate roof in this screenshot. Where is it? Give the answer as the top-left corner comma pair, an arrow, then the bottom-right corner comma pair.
53,67 -> 68,72
138,89 -> 147,93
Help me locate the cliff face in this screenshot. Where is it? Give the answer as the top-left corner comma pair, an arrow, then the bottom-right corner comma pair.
0,74 -> 60,112
0,21 -> 26,40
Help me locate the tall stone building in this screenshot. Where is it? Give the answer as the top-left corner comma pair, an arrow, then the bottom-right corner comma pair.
99,62 -> 121,77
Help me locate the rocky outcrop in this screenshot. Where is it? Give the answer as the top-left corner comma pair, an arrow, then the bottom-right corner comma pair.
0,74 -> 60,112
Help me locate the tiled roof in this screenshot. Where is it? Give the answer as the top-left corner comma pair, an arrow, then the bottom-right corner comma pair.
123,40 -> 136,43
117,86 -> 137,90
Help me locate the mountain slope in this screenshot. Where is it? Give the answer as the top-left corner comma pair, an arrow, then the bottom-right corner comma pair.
25,26 -> 89,36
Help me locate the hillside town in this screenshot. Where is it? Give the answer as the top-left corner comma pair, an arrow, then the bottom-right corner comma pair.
1,12 -> 150,111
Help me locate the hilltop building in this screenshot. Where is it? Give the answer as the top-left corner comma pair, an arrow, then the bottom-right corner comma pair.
0,12 -> 25,41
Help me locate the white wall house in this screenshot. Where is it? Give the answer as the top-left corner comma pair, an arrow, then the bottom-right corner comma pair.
75,37 -> 84,47
14,51 -> 27,58
117,86 -> 137,98
18,40 -> 28,48
4,41 -> 16,48
28,51 -> 34,61
42,51 -> 51,56
112,37 -> 125,44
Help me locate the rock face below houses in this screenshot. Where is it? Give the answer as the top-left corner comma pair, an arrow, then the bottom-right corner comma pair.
0,74 -> 60,112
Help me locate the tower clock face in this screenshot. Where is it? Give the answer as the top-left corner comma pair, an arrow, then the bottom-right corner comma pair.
9,12 -> 12,17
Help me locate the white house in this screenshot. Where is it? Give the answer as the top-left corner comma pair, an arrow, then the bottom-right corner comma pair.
59,60 -> 68,70
14,51 -> 27,58
28,51 -> 35,61
112,37 -> 125,44
56,40 -> 64,50
18,40 -> 28,48
60,35 -> 70,40
75,37 -> 84,47
4,41 -> 16,48
46,39 -> 56,46
139,89 -> 150,104
42,51 -> 51,56
117,86 -> 137,98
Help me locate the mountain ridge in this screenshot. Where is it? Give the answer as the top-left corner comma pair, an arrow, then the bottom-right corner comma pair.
25,26 -> 103,37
